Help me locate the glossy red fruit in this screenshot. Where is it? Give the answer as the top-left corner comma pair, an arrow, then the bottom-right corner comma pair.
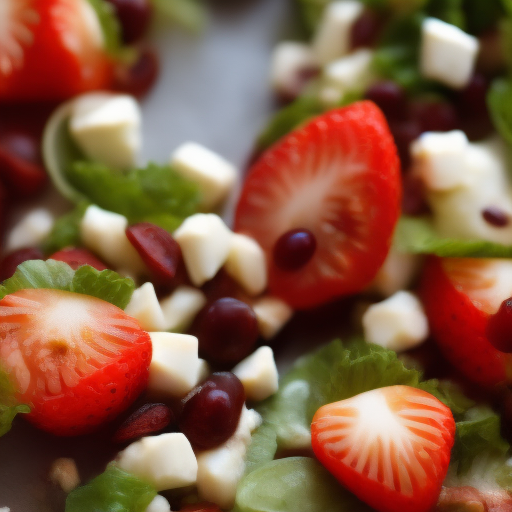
486,298 -> 512,353
114,47 -> 159,99
350,9 -> 383,50
0,288 -> 152,435
235,101 -> 401,309
113,403 -> 173,443
48,247 -> 108,271
410,100 -> 459,134
273,229 -> 316,271
0,247 -> 44,282
364,81 -> 408,121
105,0 -> 153,44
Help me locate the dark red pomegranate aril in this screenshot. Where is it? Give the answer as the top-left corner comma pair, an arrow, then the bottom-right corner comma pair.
0,247 -> 44,282
350,9 -> 383,50
126,223 -> 181,286
482,207 -> 509,228
410,100 -> 459,134
114,47 -> 159,99
113,403 -> 173,444
274,229 -> 317,272
48,247 -> 108,271
389,119 -> 422,170
486,298 -> 512,353
179,372 -> 245,450
105,0 -> 153,44
365,81 -> 408,121
197,297 -> 259,365
401,173 -> 430,216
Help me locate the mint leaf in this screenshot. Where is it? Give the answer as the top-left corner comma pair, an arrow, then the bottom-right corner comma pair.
488,78 -> 512,146
393,216 -> 512,257
150,0 -> 207,32
0,367 -> 30,437
86,0 -> 123,57
66,466 -> 156,512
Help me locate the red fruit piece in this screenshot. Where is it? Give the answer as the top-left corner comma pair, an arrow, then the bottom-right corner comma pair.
0,247 -> 44,282
312,386 -> 455,512
234,101 -> 401,309
48,247 -> 108,271
105,0 -> 153,44
0,288 -> 152,436
114,47 -> 159,99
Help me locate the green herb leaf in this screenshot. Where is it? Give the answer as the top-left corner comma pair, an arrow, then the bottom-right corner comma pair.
151,0 -> 207,32
0,367 -> 30,438
86,0 -> 123,57
66,466 -> 157,512
488,78 -> 512,146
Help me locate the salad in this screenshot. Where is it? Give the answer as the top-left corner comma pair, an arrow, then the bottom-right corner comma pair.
3,0 -> 512,511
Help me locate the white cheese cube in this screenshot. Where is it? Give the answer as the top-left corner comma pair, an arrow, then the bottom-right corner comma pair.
362,291 -> 429,352
174,214 -> 233,286
224,234 -> 267,296
372,251 -> 421,297
171,143 -> 237,210
270,42 -> 319,99
0,508 -> 10,512
324,49 -> 375,95
420,18 -> 479,89
149,332 -> 206,397
117,433 -> 197,491
160,286 -> 207,332
145,495 -> 171,512
70,93 -> 141,170
312,1 -> 364,65
49,457 -> 80,493
411,130 -> 470,191
6,208 -> 54,252
253,296 -> 293,339
80,205 -> 146,275
232,346 -> 278,401
196,406 -> 262,509
125,283 -> 167,331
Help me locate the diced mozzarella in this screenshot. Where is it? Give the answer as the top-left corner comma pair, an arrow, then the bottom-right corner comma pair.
270,42 -> 319,99
174,214 -> 233,286
145,495 -> 171,512
48,458 -> 80,493
312,1 -> 364,65
253,296 -> 293,339
159,286 -> 207,332
170,143 -> 237,210
224,234 -> 267,296
6,208 -> 54,252
372,251 -> 421,297
232,346 -> 278,401
125,283 -> 167,331
324,49 -> 375,96
80,205 -> 146,275
411,130 -> 470,191
196,406 -> 262,509
420,18 -> 479,89
117,433 -> 197,491
0,508 -> 10,512
149,332 -> 206,397
362,291 -> 429,352
69,93 -> 141,170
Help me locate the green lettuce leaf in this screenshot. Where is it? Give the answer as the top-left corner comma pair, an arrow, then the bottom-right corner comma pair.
0,367 -> 30,438
151,0 -> 207,32
488,78 -> 512,146
66,466 -> 156,512
418,379 -> 475,419
244,423 -> 278,475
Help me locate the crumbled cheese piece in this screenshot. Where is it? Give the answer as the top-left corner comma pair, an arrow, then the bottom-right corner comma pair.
49,458 -> 80,494
6,208 -> 54,252
70,93 -> 141,170
170,142 -> 237,210
145,495 -> 172,512
372,251 -> 421,297
253,296 -> 293,339
224,234 -> 267,296
159,286 -> 207,332
232,346 -> 278,401
362,291 -> 429,352
420,18 -> 479,89
125,283 -> 167,331
117,433 -> 197,491
324,49 -> 375,95
174,214 -> 233,286
0,507 -> 10,512
312,1 -> 364,65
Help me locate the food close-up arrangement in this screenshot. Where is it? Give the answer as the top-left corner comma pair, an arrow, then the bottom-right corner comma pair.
4,0 -> 512,511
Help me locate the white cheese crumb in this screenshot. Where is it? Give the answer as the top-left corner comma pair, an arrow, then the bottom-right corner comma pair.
125,283 -> 167,332
159,286 -> 207,332
253,296 -> 293,339
372,251 -> 422,297
49,457 -> 80,493
145,495 -> 172,512
6,208 -> 54,252
324,49 -> 375,96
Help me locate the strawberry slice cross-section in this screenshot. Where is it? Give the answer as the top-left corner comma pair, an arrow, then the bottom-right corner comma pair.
311,386 -> 455,512
0,288 -> 152,436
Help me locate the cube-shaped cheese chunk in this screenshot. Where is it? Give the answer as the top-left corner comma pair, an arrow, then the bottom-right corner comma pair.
81,205 -> 146,275
253,297 -> 293,339
362,291 -> 429,352
6,208 -> 54,252
117,433 -> 197,491
324,49 -> 374,95
125,283 -> 167,331
224,234 -> 267,296
149,332 -> 206,397
174,214 -> 233,286
171,143 -> 237,210
70,93 -> 141,170
372,251 -> 421,298
145,495 -> 171,512
420,18 -> 479,89
312,1 -> 364,65
232,346 -> 278,401
159,286 -> 207,332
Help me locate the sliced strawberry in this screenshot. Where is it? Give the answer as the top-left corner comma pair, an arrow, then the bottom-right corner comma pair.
311,386 -> 455,512
48,247 -> 108,271
0,288 -> 151,435
234,101 -> 401,309
420,257 -> 512,388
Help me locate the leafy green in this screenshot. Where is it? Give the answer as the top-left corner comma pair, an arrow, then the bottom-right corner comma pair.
244,423 -> 278,475
418,379 -> 475,419
0,367 -> 30,438
151,0 -> 207,32
393,215 -> 512,257
86,0 -> 124,57
0,260 -> 135,309
66,466 -> 156,512
426,0 -> 465,29
488,78 -> 512,146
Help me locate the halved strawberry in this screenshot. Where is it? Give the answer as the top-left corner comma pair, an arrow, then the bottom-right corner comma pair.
0,288 -> 151,435
234,101 -> 401,309
311,386 -> 455,512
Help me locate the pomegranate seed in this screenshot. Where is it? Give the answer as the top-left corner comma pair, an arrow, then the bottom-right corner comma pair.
197,297 -> 259,365
350,9 -> 383,50
48,247 -> 108,271
482,207 -> 509,228
410,100 -> 459,134
114,47 -> 159,99
389,119 -> 422,170
179,373 -> 245,450
486,298 -> 512,353
273,229 -> 316,271
105,0 -> 153,44
0,247 -> 44,282
113,403 -> 173,444
180,503 -> 222,512
365,81 -> 408,121
401,173 -> 430,216
126,223 -> 181,286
